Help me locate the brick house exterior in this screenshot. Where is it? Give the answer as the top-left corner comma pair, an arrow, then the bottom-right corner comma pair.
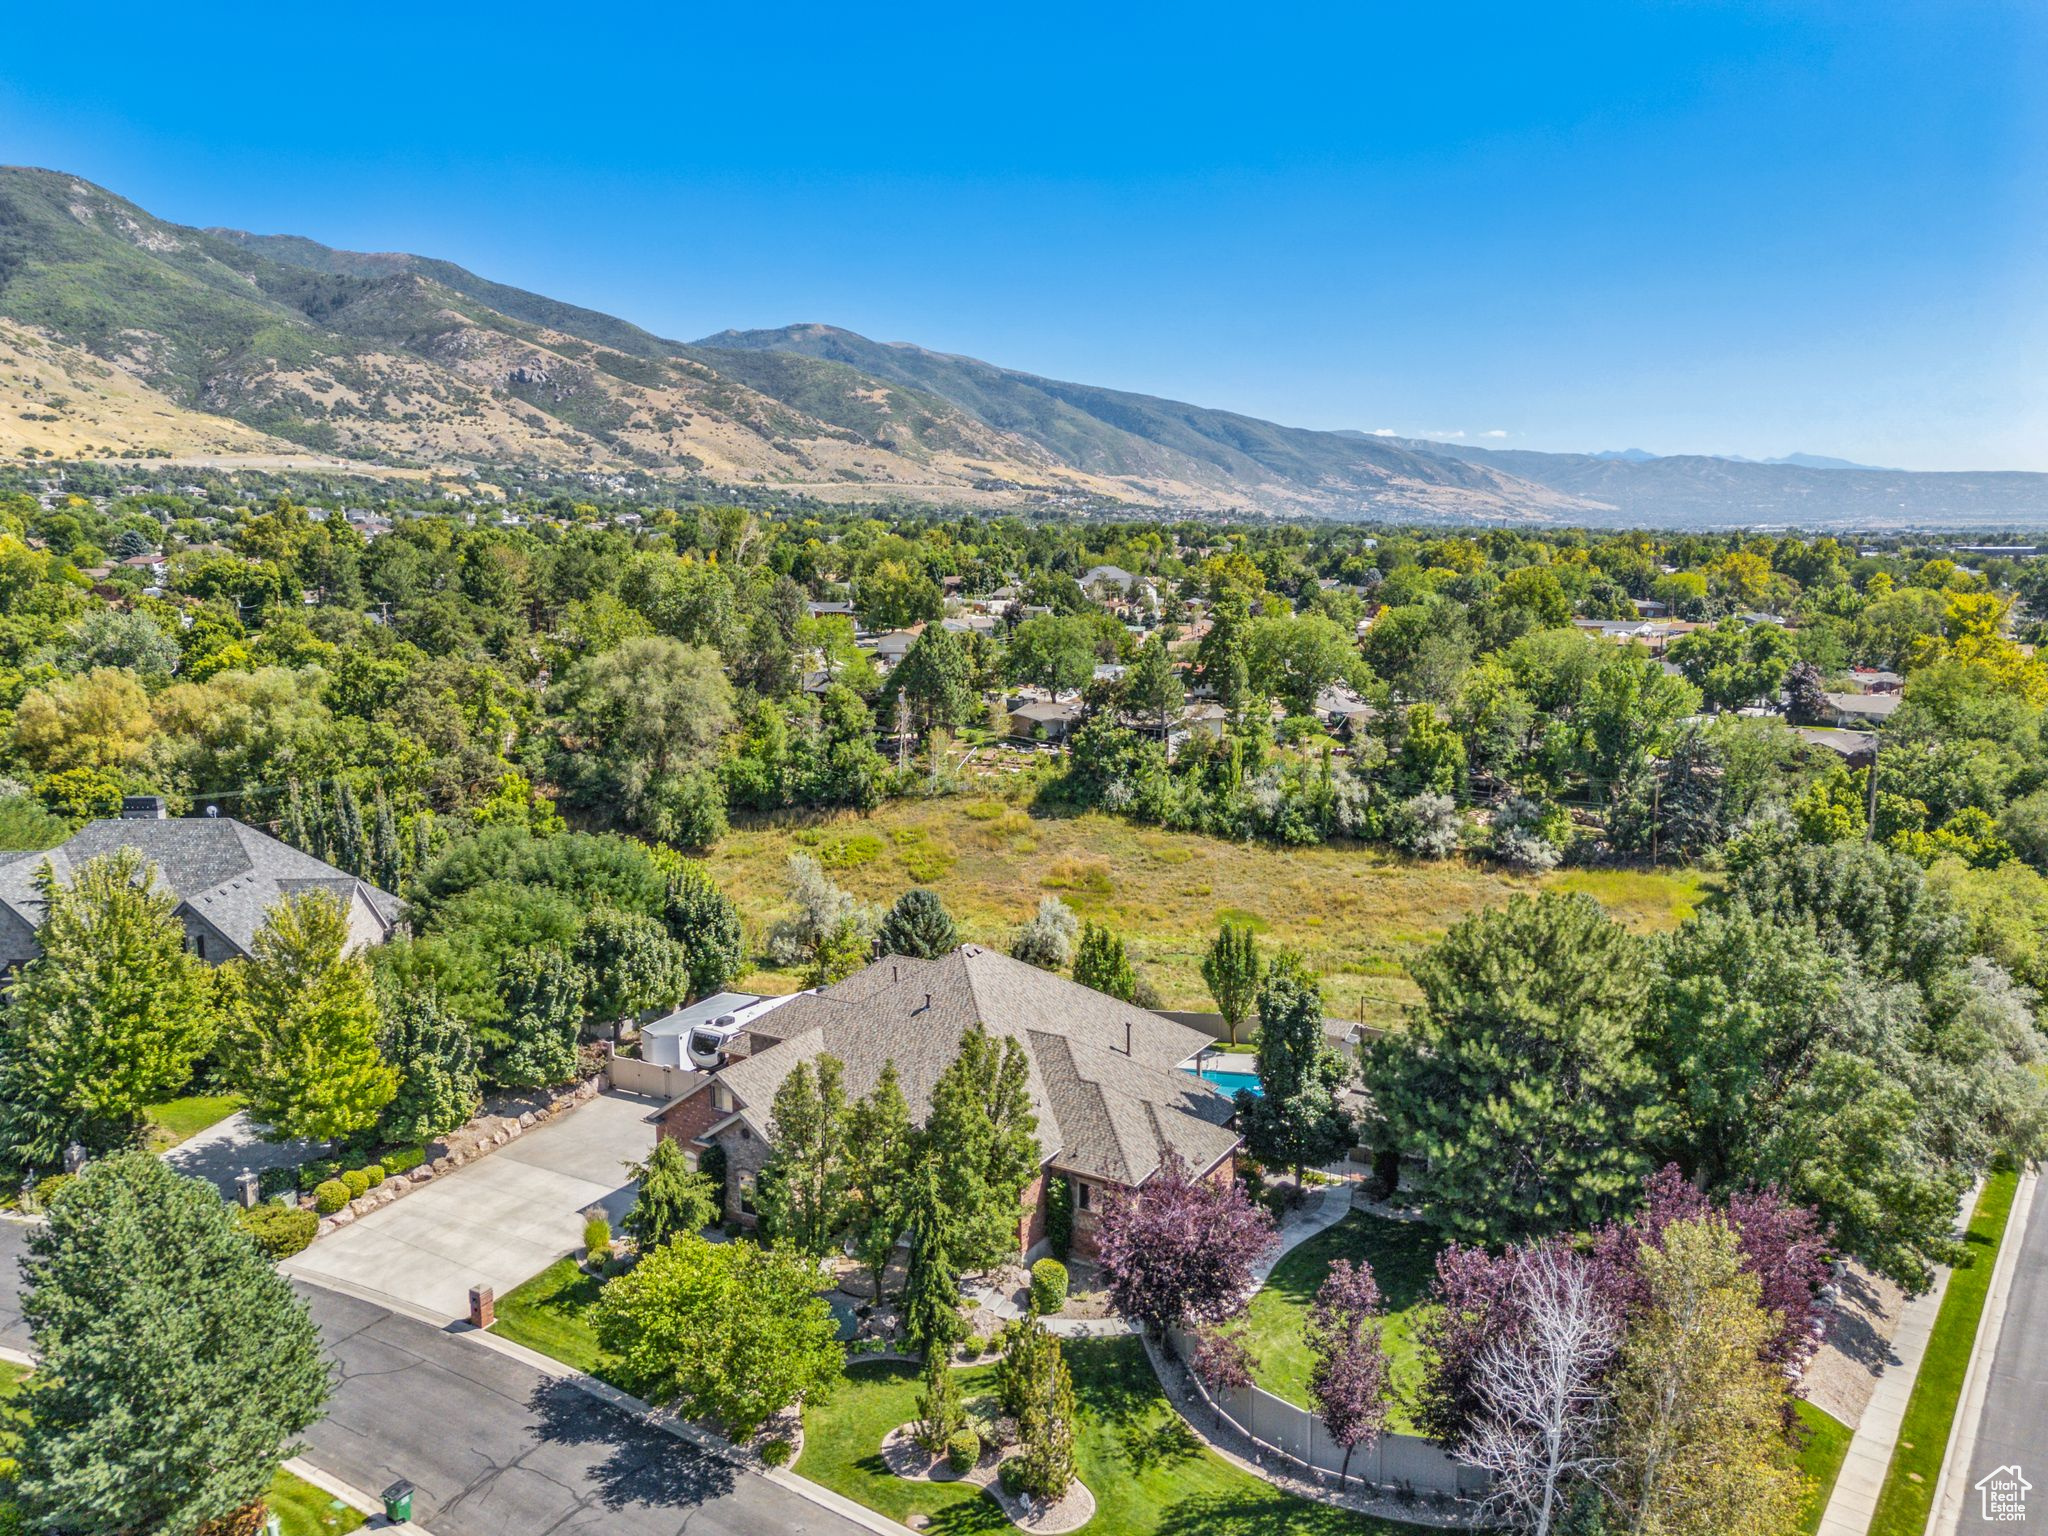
652,945 -> 1242,1255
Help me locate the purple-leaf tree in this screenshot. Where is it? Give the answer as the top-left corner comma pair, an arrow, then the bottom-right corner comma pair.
1190,1324 -> 1258,1429
1590,1165 -> 1832,1370
1305,1258 -> 1392,1488
1096,1151 -> 1277,1340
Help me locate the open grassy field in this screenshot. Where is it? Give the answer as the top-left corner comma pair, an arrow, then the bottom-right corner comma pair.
799,1339 -> 1434,1535
1239,1213 -> 1446,1434
707,797 -> 1707,1022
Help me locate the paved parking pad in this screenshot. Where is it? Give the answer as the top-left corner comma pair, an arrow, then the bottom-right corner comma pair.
284,1091 -> 658,1320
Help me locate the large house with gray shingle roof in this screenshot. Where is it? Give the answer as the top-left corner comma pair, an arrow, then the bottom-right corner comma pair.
652,945 -> 1241,1259
0,806 -> 402,973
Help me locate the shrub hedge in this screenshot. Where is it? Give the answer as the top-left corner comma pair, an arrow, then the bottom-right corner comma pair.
239,1203 -> 319,1259
1030,1258 -> 1069,1316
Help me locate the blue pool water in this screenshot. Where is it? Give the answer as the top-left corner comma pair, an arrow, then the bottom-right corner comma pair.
1187,1065 -> 1264,1098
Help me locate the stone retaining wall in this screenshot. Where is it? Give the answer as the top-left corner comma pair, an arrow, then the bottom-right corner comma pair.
309,1076 -> 607,1240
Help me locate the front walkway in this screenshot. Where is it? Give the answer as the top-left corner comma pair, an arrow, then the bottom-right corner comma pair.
161,1111 -> 317,1197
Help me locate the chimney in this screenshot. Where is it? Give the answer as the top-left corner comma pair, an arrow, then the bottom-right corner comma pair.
120,795 -> 168,820
1124,1019 -> 1132,1056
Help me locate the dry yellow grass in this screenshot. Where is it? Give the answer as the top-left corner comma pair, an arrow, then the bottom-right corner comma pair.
706,796 -> 1707,1023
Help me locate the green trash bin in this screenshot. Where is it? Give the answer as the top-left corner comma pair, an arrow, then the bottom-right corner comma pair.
381,1480 -> 414,1523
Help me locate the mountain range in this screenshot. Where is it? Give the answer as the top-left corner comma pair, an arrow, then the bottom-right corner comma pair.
1,166 -> 2042,529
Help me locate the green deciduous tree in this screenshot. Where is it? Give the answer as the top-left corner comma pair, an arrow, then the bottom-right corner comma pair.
846,1061 -> 917,1300
924,1025 -> 1040,1269
0,850 -> 216,1169
594,1233 -> 842,1441
1241,952 -> 1353,1183
377,990 -> 481,1146
487,945 -> 588,1088
224,889 -> 397,1142
1072,922 -> 1137,1002
665,862 -> 746,998
756,1054 -> 851,1256
1605,1217 -> 1805,1536
1369,893 -> 1657,1246
14,1153 -> 328,1532
574,907 -> 689,1025
1201,922 -> 1261,1047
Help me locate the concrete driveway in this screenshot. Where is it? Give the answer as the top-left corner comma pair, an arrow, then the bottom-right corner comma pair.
284,1091 -> 660,1321
161,1110 -> 317,1198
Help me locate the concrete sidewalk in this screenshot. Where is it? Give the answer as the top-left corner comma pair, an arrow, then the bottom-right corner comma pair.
1815,1181 -> 1980,1536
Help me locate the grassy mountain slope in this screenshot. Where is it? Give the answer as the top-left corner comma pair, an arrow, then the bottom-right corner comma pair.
0,167 -> 1578,517
693,323 -> 1579,518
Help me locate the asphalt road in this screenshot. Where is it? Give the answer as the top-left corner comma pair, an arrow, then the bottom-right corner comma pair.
0,1219 -> 864,1536
1953,1169 -> 2048,1531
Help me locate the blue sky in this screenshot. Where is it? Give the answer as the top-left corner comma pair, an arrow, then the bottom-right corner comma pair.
2,2 -> 2043,469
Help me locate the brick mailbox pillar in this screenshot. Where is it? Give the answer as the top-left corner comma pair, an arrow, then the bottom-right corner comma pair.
469,1285 -> 495,1329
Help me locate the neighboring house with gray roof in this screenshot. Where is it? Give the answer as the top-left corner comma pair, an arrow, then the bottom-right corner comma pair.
0,805 -> 402,973
652,945 -> 1239,1258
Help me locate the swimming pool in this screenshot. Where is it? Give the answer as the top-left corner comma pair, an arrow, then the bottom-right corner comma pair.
1186,1064 -> 1264,1098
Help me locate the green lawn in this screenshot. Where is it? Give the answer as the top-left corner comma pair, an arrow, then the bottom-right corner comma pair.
1793,1399 -> 1854,1536
1240,1213 -> 1445,1433
1867,1167 -> 2022,1536
489,1255 -> 614,1376
267,1469 -> 366,1535
799,1337 -> 1435,1535
0,1362 -> 353,1533
143,1092 -> 245,1147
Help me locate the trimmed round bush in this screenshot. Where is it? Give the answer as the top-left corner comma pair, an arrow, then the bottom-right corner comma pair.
239,1202 -> 319,1260
759,1437 -> 793,1468
945,1428 -> 980,1473
362,1163 -> 386,1186
958,1334 -> 987,1360
1029,1258 -> 1068,1316
340,1168 -> 372,1199
313,1179 -> 351,1215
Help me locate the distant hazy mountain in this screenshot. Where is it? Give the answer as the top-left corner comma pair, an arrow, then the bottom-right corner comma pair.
1397,438 -> 2045,528
1,166 -> 2040,527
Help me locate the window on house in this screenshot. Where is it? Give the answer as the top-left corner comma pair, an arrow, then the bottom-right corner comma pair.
191,933 -> 207,961
737,1170 -> 757,1217
713,1083 -> 732,1112
1077,1181 -> 1091,1211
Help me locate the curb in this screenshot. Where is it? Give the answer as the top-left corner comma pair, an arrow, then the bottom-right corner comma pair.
281,1457 -> 433,1533
1927,1163 -> 2038,1536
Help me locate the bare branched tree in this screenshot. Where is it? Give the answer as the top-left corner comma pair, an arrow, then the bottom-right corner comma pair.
1462,1244 -> 1620,1536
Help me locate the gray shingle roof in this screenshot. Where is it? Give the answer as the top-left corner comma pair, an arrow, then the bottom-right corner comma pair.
0,817 -> 401,957
714,946 -> 1236,1188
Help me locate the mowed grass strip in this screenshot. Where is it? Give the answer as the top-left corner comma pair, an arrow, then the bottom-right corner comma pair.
709,798 -> 1706,1021
799,1336 -> 1435,1535
1239,1213 -> 1444,1433
1793,1398 -> 1854,1536
488,1255 -> 614,1378
1866,1167 -> 2021,1536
